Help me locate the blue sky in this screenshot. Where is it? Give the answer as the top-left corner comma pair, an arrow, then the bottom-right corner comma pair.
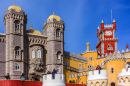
0,0 -> 130,54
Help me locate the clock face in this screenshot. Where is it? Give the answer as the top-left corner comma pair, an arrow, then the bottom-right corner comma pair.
105,31 -> 112,36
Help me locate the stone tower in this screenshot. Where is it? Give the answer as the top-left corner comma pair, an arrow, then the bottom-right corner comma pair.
4,4 -> 27,79
43,13 -> 65,74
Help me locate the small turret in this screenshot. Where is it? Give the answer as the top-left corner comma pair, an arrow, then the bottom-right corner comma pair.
101,20 -> 104,30
113,19 -> 116,30
126,44 -> 129,52
97,26 -> 100,37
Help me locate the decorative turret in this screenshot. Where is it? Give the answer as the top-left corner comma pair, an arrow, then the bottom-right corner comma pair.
101,20 -> 104,30
113,19 -> 116,30
97,26 -> 100,37
126,44 -> 129,52
117,68 -> 130,86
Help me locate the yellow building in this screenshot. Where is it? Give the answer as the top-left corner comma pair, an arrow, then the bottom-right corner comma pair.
63,20 -> 130,86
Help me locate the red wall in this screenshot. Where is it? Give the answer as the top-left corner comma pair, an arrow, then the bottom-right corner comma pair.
0,80 -> 86,86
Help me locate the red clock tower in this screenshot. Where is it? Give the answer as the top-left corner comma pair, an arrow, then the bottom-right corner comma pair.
96,19 -> 118,57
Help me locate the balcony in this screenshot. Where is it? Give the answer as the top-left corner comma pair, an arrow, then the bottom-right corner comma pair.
83,65 -> 105,72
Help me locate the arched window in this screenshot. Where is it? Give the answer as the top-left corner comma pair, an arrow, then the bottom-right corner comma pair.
111,68 -> 114,73
14,20 -> 20,29
56,29 -> 60,37
36,49 -> 41,58
15,49 -> 20,55
57,52 -> 60,59
15,63 -> 20,71
32,50 -> 35,58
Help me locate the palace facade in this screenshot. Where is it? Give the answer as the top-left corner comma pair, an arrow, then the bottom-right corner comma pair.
0,4 -> 130,86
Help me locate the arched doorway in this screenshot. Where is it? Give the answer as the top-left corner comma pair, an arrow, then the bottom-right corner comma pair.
111,82 -> 115,86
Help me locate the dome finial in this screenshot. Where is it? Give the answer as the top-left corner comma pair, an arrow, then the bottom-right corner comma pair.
15,2 -> 16,6
30,22 -> 33,30
53,12 -> 54,15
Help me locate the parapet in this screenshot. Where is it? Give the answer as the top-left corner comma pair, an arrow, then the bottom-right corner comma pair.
87,70 -> 108,81
64,51 -> 87,61
42,74 -> 66,86
118,68 -> 130,77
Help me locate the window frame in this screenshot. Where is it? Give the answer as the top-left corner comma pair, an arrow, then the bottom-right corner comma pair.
89,57 -> 93,61
15,63 -> 20,71
56,29 -> 60,37
111,67 -> 114,74
66,60 -> 69,66
57,52 -> 61,59
15,49 -> 20,55
32,50 -> 35,58
56,67 -> 60,73
36,49 -> 41,58
79,63 -> 82,69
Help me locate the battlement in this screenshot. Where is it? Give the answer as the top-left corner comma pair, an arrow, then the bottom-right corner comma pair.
118,68 -> 130,77
104,24 -> 113,29
43,74 -> 66,86
87,70 -> 108,81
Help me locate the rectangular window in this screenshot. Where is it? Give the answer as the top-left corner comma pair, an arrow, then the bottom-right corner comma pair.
15,50 -> 19,55
89,57 -> 93,61
79,63 -> 82,69
56,68 -> 60,72
15,23 -> 19,29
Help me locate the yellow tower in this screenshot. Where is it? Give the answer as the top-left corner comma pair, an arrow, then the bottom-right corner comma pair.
105,53 -> 126,86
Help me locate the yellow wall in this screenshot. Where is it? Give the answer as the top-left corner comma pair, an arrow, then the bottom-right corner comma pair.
81,52 -> 98,61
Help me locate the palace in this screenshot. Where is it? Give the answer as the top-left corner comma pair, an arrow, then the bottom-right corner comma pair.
0,4 -> 130,86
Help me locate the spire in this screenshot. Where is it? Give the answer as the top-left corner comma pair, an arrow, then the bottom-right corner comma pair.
53,12 -> 54,15
101,20 -> 104,23
113,19 -> 115,22
15,2 -> 16,6
98,26 -> 100,29
30,22 -> 33,30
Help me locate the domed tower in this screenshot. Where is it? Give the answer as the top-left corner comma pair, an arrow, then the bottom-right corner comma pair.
43,13 -> 65,74
4,4 -> 27,79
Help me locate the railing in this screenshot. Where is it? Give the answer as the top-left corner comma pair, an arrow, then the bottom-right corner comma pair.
65,65 -> 105,72
65,66 -> 79,72
83,65 -> 105,72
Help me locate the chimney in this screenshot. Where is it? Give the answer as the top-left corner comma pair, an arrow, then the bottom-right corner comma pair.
86,43 -> 90,50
